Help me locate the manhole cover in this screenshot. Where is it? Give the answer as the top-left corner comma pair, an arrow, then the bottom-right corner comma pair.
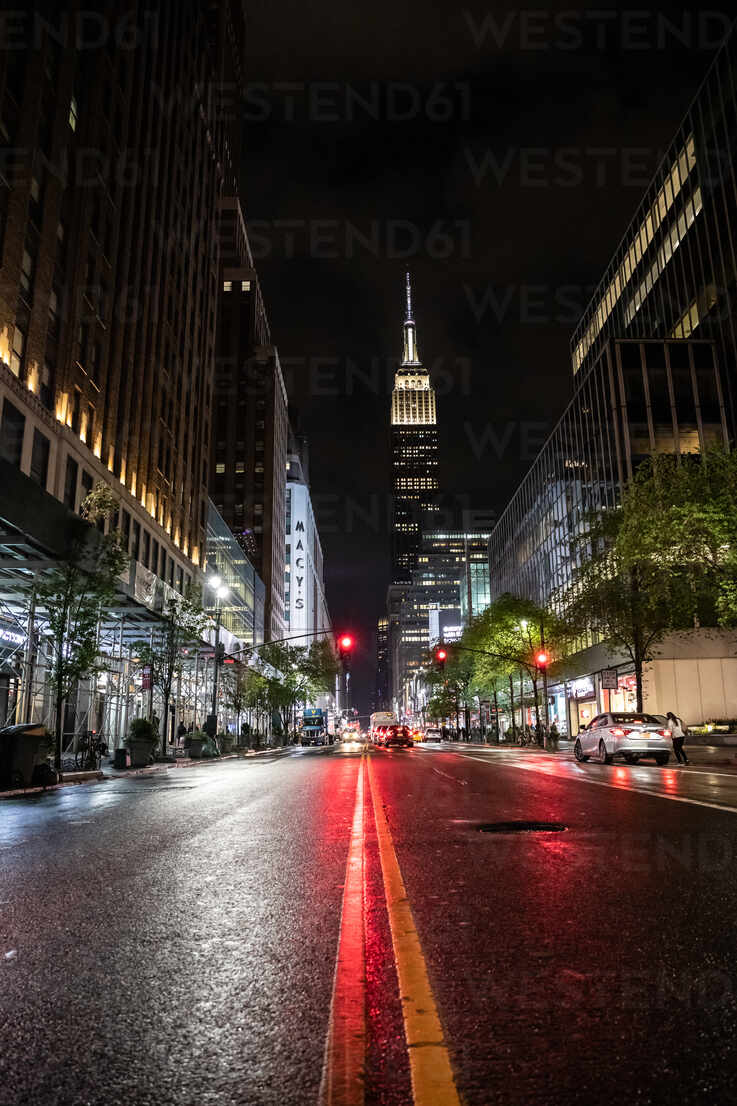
477,821 -> 567,834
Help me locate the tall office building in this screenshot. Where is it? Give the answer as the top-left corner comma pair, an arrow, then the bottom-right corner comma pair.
390,273 -> 439,584
0,2 -> 245,583
374,617 -> 390,710
571,21 -> 737,430
394,529 -> 492,719
487,24 -> 737,727
0,3 -> 250,732
211,197 -> 289,640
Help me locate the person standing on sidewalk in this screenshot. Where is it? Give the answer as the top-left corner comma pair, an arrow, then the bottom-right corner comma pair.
667,711 -> 690,765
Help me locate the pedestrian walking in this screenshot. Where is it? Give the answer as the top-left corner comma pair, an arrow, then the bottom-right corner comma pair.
177,721 -> 186,746
666,711 -> 690,765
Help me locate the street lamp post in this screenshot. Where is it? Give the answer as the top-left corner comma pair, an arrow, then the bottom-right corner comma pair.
207,575 -> 229,736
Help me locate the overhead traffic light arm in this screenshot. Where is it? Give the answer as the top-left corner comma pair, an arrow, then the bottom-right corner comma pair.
435,642 -> 547,677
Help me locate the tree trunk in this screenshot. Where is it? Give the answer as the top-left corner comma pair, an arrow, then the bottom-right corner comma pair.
631,567 -> 645,712
634,651 -> 644,712
519,669 -> 525,734
492,688 -> 499,743
508,675 -> 516,740
54,687 -> 64,772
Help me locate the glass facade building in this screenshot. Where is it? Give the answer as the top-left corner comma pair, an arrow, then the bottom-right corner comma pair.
571,22 -> 737,433
393,529 -> 492,717
206,502 -> 265,646
489,338 -> 729,607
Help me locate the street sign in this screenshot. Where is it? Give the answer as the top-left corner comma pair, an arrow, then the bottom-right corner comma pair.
600,668 -> 618,690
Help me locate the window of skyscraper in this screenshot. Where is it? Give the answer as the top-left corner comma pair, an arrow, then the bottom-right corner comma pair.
0,400 -> 25,467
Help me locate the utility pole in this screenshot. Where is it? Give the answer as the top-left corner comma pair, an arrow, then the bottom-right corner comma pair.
210,604 -> 225,727
206,576 -> 229,736
19,587 -> 36,723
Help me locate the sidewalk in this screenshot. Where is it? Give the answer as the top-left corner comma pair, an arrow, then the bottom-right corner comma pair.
104,745 -> 292,777
1,745 -> 295,797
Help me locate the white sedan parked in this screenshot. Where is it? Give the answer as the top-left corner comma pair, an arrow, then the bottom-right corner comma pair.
574,712 -> 672,766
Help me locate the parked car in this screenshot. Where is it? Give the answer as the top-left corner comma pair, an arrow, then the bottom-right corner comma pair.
384,725 -> 414,748
574,712 -> 672,766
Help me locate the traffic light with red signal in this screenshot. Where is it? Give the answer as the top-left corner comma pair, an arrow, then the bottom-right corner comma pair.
434,646 -> 447,672
535,650 -> 549,669
338,633 -> 354,671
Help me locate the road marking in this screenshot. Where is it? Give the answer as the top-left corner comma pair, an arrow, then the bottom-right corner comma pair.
319,755 -> 366,1106
366,756 -> 462,1106
458,754 -> 737,815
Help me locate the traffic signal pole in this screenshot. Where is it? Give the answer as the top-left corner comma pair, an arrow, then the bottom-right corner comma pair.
540,620 -> 550,749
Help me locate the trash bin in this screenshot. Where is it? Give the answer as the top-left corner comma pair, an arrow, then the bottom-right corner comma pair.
0,724 -> 49,790
113,747 -> 131,769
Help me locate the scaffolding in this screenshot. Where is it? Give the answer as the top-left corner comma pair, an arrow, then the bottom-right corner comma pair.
0,528 -> 264,750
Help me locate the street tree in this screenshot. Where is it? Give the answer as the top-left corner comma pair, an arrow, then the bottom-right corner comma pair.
134,586 -> 208,751
242,668 -> 271,744
37,483 -> 129,770
558,447 -> 737,711
616,447 -> 737,626
425,683 -> 458,728
560,508 -> 688,711
222,660 -> 251,740
258,638 -> 339,740
461,595 -> 573,740
424,647 -> 474,733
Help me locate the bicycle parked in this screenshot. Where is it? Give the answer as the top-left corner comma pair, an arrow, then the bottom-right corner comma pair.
66,731 -> 109,771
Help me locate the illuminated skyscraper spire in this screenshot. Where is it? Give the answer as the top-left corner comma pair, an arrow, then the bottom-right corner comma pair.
402,271 -> 420,366
391,272 -> 439,583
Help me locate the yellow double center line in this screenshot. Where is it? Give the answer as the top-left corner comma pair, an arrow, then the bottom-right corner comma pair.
320,750 -> 461,1106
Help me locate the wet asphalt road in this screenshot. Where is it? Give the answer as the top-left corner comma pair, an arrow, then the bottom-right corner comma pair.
3,743 -> 737,1105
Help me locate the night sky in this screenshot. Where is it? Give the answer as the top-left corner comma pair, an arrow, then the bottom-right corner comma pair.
241,2 -> 731,710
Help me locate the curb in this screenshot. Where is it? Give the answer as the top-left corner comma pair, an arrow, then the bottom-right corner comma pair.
2,745 -> 307,795
0,769 -> 104,800
103,749 -> 287,777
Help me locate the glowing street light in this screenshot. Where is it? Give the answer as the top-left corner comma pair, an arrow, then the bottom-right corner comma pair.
207,575 -> 230,732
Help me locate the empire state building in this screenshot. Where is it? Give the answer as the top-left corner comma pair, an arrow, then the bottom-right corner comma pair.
391,274 -> 440,584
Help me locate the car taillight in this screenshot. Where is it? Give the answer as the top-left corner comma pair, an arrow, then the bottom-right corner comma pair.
610,728 -> 633,736
658,729 -> 671,738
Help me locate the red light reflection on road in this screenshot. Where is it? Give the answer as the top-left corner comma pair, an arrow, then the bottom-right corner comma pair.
320,758 -> 366,1104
